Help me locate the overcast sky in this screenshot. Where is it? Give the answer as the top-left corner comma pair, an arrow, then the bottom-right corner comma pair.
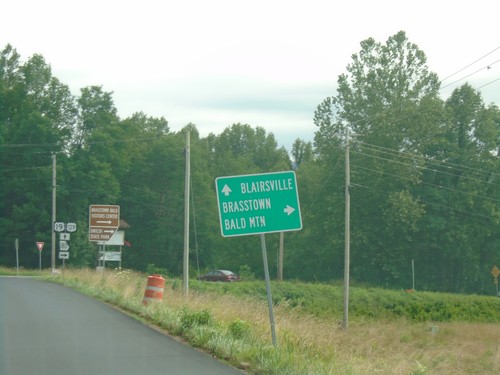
2,0 -> 499,148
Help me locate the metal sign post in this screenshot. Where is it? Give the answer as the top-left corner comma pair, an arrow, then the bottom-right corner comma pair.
36,242 -> 44,270
215,171 -> 302,346
15,238 -> 19,276
260,234 -> 277,346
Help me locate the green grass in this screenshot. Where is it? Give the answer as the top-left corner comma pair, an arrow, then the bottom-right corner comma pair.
0,266 -> 47,276
191,279 -> 500,323
5,267 -> 499,374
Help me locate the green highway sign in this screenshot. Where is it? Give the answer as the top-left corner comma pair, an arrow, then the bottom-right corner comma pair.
215,171 -> 302,237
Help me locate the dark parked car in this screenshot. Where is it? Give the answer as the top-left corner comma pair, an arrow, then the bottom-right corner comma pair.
197,270 -> 240,282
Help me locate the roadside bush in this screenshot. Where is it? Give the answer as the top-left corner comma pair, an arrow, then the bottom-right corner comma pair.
146,264 -> 169,278
190,279 -> 500,323
228,319 -> 252,339
238,265 -> 255,280
180,308 -> 213,329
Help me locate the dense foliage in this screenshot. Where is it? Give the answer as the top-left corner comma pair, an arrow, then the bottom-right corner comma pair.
190,280 -> 500,323
1,31 -> 498,294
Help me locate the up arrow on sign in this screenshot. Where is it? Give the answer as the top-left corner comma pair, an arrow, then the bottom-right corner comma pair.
221,184 -> 232,196
215,171 -> 302,237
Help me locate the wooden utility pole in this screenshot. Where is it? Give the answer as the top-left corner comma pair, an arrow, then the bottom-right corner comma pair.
183,131 -> 191,297
342,134 -> 351,330
51,153 -> 56,272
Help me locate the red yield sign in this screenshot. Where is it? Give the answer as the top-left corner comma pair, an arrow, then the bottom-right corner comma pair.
89,205 -> 120,242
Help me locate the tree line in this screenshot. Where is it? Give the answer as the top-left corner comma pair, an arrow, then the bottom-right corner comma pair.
1,31 -> 498,294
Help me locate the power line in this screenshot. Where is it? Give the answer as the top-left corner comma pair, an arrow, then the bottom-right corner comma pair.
354,164 -> 499,204
350,148 -> 499,188
476,76 -> 500,89
329,141 -> 499,189
440,46 -> 500,83
440,59 -> 500,90
350,182 -> 497,222
353,141 -> 499,181
1,166 -> 51,173
0,135 -> 166,149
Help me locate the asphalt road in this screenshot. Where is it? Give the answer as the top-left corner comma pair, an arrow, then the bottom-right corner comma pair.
0,277 -> 245,375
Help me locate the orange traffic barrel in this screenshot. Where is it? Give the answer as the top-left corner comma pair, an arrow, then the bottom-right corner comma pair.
143,274 -> 165,304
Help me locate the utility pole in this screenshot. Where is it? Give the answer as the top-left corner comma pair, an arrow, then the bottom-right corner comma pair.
183,131 -> 190,297
51,153 -> 56,272
342,133 -> 351,331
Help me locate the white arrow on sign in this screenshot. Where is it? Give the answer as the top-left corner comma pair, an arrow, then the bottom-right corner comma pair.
96,220 -> 113,225
284,205 -> 296,215
221,184 -> 232,196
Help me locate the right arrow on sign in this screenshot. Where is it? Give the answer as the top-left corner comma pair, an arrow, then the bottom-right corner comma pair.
284,205 -> 295,215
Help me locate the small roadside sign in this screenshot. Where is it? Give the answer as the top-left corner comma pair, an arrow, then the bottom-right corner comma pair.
100,251 -> 122,262
215,171 -> 302,237
66,223 -> 77,232
491,266 -> 500,278
59,251 -> 69,260
89,205 -> 120,242
36,242 -> 44,252
54,222 -> 65,232
59,241 -> 69,251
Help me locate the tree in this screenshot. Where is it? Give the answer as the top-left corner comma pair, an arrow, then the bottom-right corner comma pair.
208,123 -> 291,175
291,138 -> 313,168
311,31 -> 443,287
413,84 -> 499,292
0,45 -> 76,266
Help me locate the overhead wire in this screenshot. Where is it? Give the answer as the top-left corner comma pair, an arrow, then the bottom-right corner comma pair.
312,46 -> 500,146
320,139 -> 499,221
353,141 -> 499,185
0,135 -> 168,149
476,76 -> 500,89
351,182 -> 496,222
348,147 -> 499,188
354,164 -> 499,204
299,146 -> 499,225
354,140 -> 498,178
440,59 -> 500,90
440,46 -> 500,83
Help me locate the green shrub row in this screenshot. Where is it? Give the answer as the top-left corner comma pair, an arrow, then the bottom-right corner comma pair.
191,280 -> 500,323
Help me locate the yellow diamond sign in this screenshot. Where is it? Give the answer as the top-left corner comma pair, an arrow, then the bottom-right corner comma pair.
491,266 -> 500,278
